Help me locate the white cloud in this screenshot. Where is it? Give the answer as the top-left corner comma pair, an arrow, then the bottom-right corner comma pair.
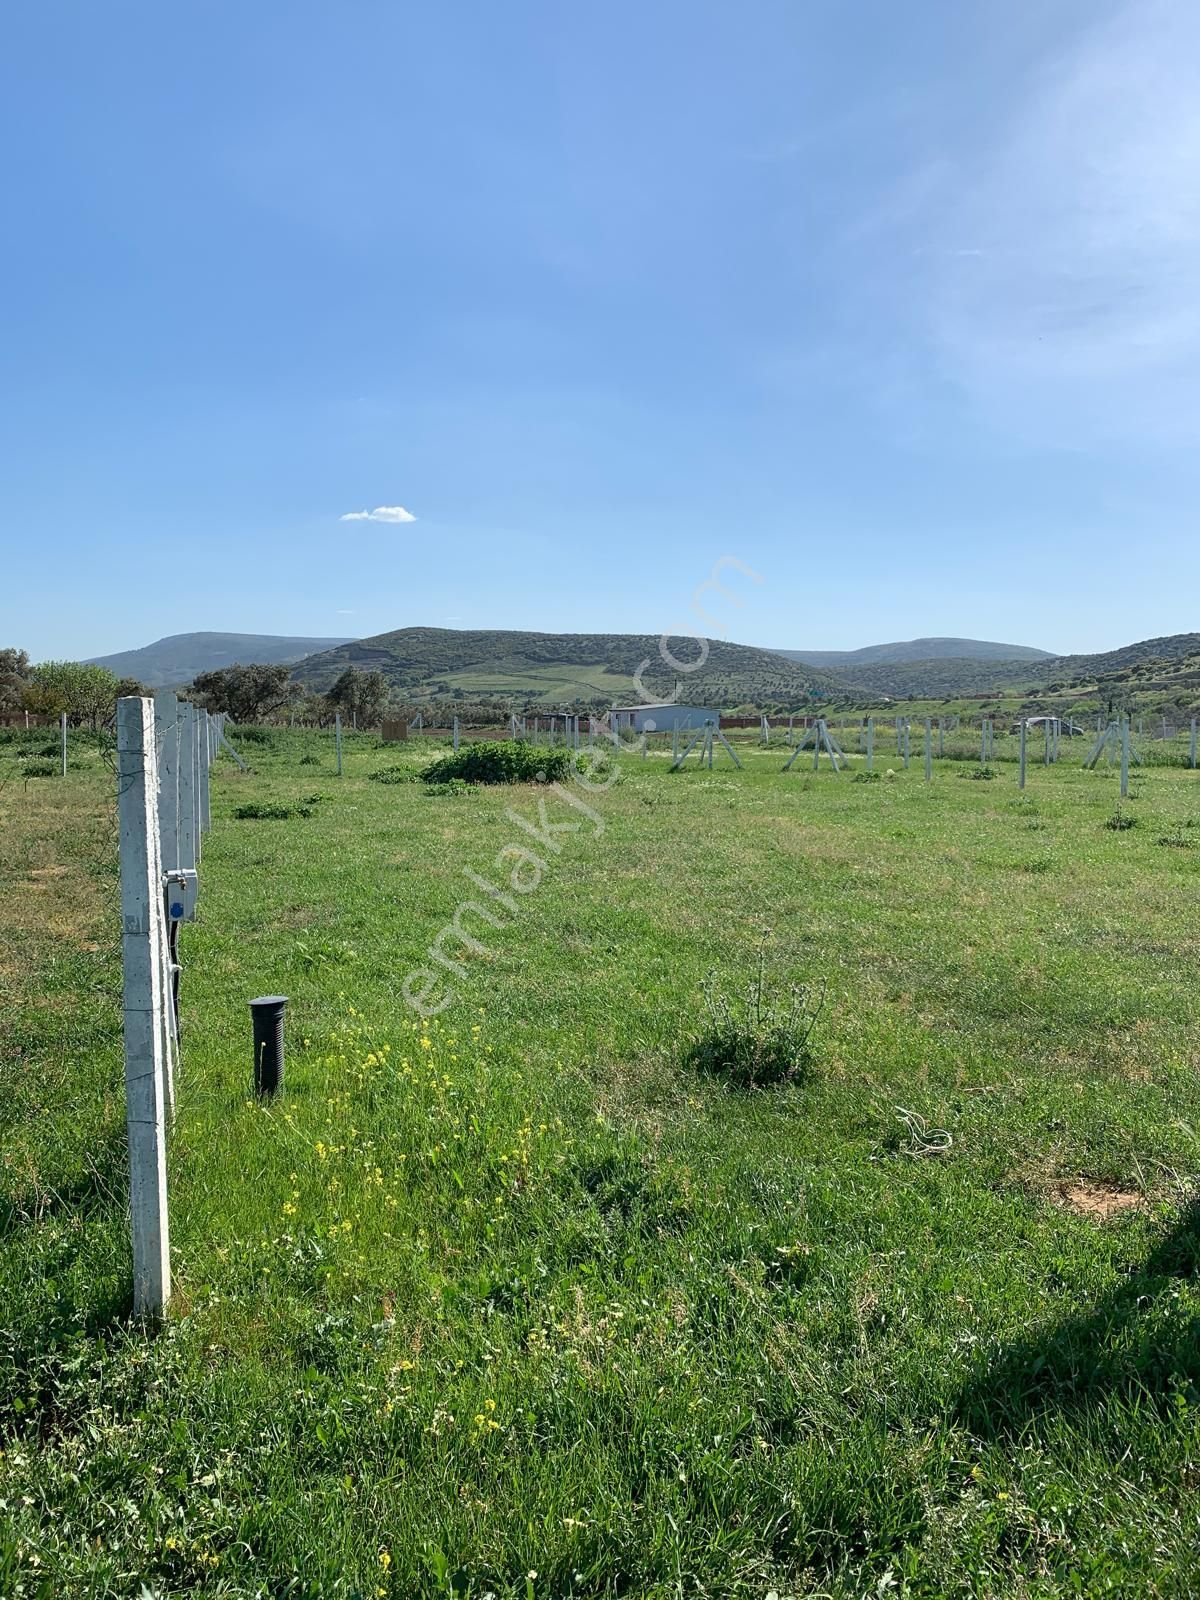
339,505 -> 416,523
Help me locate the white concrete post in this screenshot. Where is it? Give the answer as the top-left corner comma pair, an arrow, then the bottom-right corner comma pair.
116,698 -> 171,1319
335,712 -> 343,776
453,716 -> 460,752
924,718 -> 932,783
866,716 -> 874,773
199,711 -> 211,835
1121,716 -> 1131,798
1019,720 -> 1027,790
178,705 -> 197,872
190,706 -> 203,864
154,692 -> 180,870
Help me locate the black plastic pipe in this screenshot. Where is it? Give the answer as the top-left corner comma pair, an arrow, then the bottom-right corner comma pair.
250,994 -> 287,1096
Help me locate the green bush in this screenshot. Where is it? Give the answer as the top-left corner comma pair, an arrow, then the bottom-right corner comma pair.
229,726 -> 276,747
19,759 -> 57,779
299,753 -> 322,766
420,741 -> 575,785
368,766 -> 419,785
852,771 -> 881,784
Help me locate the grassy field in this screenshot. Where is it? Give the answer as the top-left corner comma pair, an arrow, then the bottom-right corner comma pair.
3,724 -> 1200,1597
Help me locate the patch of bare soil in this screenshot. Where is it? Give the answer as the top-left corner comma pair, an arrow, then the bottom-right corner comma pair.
1053,1180 -> 1145,1221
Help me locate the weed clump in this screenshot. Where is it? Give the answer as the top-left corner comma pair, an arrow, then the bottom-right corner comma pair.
233,800 -> 316,820
1106,806 -> 1137,832
1156,826 -> 1194,850
299,753 -> 322,766
421,741 -> 574,785
852,770 -> 881,784
369,766 -> 419,785
961,766 -> 997,781
423,778 -> 478,797
19,759 -> 57,779
686,942 -> 825,1090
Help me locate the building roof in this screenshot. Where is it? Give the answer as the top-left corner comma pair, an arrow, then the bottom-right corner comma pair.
609,702 -> 719,712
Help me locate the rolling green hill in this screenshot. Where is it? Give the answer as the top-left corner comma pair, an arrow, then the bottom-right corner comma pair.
290,626 -> 847,709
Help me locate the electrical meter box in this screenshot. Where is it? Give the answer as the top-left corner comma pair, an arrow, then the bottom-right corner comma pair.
163,868 -> 198,923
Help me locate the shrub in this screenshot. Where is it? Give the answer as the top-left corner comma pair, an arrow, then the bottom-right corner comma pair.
1106,806 -> 1137,832
420,741 -> 575,786
852,771 -> 881,784
685,943 -> 826,1090
299,753 -> 322,766
229,726 -> 276,747
961,766 -> 997,781
369,766 -> 419,785
20,759 -> 57,778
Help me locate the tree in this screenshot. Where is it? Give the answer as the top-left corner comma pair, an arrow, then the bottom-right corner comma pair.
0,648 -> 31,712
326,667 -> 389,728
189,663 -> 293,723
23,660 -> 120,729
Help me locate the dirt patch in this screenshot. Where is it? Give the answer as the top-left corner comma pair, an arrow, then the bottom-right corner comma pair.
1053,1180 -> 1145,1221
28,865 -> 69,880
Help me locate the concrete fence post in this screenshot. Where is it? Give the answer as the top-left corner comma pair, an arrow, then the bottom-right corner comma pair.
116,698 -> 172,1319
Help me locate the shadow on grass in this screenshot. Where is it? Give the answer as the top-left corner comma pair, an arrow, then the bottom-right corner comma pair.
0,1122 -> 128,1241
958,1198 -> 1200,1436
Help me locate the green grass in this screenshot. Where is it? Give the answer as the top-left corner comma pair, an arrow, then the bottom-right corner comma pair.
4,727 -> 1200,1596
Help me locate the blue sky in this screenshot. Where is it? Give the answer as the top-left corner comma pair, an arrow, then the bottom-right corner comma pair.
3,0 -> 1198,662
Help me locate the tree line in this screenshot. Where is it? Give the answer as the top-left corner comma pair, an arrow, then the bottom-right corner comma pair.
0,650 -> 392,729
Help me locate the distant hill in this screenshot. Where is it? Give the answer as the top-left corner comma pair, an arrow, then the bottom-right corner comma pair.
825,656 -> 1048,699
87,632 -> 358,688
291,626 -> 847,709
779,637 -> 1054,669
818,632 -> 1200,704
1034,633 -> 1200,688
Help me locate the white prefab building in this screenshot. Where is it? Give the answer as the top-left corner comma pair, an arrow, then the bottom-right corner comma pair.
610,703 -> 719,734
